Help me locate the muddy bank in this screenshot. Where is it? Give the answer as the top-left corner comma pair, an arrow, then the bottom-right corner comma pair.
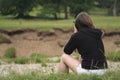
0,28 -> 120,57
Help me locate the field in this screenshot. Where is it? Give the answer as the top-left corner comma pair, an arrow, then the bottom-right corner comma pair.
0,15 -> 120,80
0,15 -> 120,30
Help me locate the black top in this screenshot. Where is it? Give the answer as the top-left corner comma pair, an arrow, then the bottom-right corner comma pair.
64,27 -> 108,69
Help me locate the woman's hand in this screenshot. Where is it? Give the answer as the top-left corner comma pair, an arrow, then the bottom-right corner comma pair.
74,26 -> 78,33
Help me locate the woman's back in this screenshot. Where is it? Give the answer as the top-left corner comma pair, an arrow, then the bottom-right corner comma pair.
59,12 -> 108,75
74,28 -> 108,69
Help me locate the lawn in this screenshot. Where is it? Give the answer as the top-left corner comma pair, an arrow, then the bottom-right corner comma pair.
0,15 -> 120,30
0,69 -> 120,80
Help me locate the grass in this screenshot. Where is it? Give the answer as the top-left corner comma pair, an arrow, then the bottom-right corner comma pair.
1,51 -> 120,64
0,16 -> 73,30
0,69 -> 120,80
92,15 -> 120,29
106,51 -> 120,62
0,53 -> 50,64
4,47 -> 16,58
0,15 -> 120,30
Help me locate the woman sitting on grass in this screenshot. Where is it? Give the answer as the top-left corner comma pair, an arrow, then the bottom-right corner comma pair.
58,12 -> 108,75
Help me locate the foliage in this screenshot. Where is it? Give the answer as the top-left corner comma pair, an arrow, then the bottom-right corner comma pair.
14,57 -> 29,64
38,0 -> 63,19
96,0 -> 120,16
0,0 -> 97,19
0,0 -> 120,19
106,51 -> 120,62
0,0 -> 38,18
68,0 -> 95,16
30,53 -> 48,63
0,69 -> 120,80
4,47 -> 16,58
11,53 -> 48,64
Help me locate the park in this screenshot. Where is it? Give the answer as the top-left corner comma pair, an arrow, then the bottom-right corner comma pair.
0,0 -> 120,80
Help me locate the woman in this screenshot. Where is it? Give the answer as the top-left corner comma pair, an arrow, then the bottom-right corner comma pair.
58,12 -> 108,75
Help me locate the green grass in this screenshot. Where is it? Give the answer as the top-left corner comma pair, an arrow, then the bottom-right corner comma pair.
0,69 -> 120,80
0,15 -> 120,30
92,15 -> 120,29
4,47 -> 16,58
0,53 -> 49,64
106,51 -> 120,62
0,16 -> 73,30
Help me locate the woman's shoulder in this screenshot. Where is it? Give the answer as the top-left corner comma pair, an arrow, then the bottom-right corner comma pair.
71,32 -> 81,39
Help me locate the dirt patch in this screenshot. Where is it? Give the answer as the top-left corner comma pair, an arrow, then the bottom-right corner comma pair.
0,28 -> 120,57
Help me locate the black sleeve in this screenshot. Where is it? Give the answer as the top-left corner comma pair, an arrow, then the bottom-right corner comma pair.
64,34 -> 77,55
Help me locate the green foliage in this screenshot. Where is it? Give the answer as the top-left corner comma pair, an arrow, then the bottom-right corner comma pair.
106,51 -> 120,62
41,62 -> 47,67
9,53 -> 48,64
0,69 -> 120,80
0,0 -> 38,18
30,53 -> 48,58
14,57 -> 29,64
4,47 -> 16,58
0,0 -> 107,19
96,0 -> 120,16
68,0 -> 95,16
38,0 -> 63,19
30,53 -> 48,63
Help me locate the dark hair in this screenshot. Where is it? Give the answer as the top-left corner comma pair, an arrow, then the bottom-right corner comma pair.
74,12 -> 95,31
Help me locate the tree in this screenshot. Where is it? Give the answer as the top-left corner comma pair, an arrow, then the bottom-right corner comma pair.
96,0 -> 120,16
68,0 -> 95,17
113,0 -> 118,16
0,0 -> 38,18
38,0 -> 62,19
61,0 -> 68,19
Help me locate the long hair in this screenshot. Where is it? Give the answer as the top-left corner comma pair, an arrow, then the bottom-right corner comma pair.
74,12 -> 95,31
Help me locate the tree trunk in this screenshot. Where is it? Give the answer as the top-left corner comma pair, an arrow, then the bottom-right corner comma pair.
63,1 -> 68,19
113,0 -> 117,16
16,13 -> 24,19
53,13 -> 58,20
64,3 -> 68,19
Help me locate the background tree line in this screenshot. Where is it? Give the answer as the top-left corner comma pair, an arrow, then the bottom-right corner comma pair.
0,0 -> 120,19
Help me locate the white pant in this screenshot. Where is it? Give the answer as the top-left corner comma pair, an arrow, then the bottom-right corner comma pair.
77,64 -> 108,75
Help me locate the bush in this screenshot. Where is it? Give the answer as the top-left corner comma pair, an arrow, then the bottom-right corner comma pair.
14,57 -> 29,64
106,51 -> 120,62
4,47 -> 16,58
30,53 -> 48,58
30,53 -> 48,63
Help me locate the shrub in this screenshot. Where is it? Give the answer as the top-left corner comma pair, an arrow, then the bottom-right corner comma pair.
30,53 -> 48,58
41,62 -> 47,67
4,47 -> 16,58
14,57 -> 29,64
30,53 -> 48,63
106,51 -> 120,62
